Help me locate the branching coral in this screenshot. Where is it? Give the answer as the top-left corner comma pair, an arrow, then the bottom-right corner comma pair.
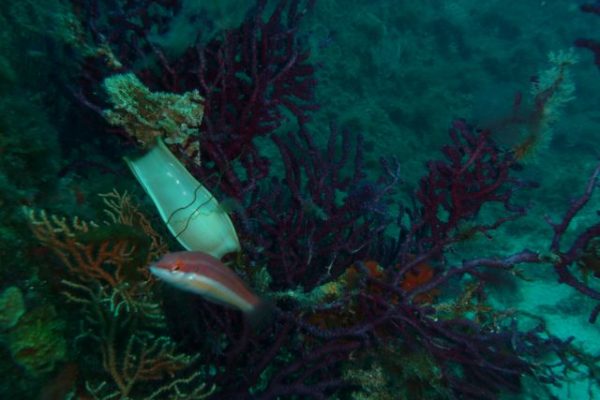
70,0 -> 317,197
513,49 -> 577,159
412,119 -> 525,251
153,119 -> 579,399
546,164 -> 600,323
66,280 -> 214,400
576,2 -> 600,68
24,190 -> 166,313
48,0 -> 600,399
24,190 -> 214,399
244,125 -> 399,290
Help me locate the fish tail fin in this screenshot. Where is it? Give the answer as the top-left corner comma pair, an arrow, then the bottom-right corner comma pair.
246,298 -> 275,332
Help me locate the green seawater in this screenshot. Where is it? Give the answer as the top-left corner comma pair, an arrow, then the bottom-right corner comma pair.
0,1 -> 599,399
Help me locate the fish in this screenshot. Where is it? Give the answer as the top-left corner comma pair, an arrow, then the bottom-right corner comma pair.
149,251 -> 270,325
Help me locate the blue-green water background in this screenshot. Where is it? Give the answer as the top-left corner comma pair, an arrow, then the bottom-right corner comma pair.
1,0 -> 599,399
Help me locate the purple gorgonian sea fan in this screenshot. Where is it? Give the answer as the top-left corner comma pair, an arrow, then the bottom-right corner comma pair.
65,0 -> 600,398
71,0 -> 317,197
165,118 -> 587,399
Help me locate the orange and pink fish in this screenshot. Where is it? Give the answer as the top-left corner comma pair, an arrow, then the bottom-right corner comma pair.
149,251 -> 271,325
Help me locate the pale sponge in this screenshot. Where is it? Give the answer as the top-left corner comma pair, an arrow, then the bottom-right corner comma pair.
103,72 -> 204,151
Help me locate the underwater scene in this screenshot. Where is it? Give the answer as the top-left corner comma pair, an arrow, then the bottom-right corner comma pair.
1,0 -> 600,399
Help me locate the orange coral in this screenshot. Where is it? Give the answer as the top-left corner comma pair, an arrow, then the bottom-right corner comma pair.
306,259 -> 438,335
24,191 -> 214,399
344,260 -> 383,289
399,263 -> 434,291
399,262 -> 438,304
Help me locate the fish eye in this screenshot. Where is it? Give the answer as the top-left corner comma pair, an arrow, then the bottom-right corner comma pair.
172,260 -> 184,271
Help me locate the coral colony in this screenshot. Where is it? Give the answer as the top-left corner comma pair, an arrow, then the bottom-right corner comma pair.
11,0 -> 600,399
